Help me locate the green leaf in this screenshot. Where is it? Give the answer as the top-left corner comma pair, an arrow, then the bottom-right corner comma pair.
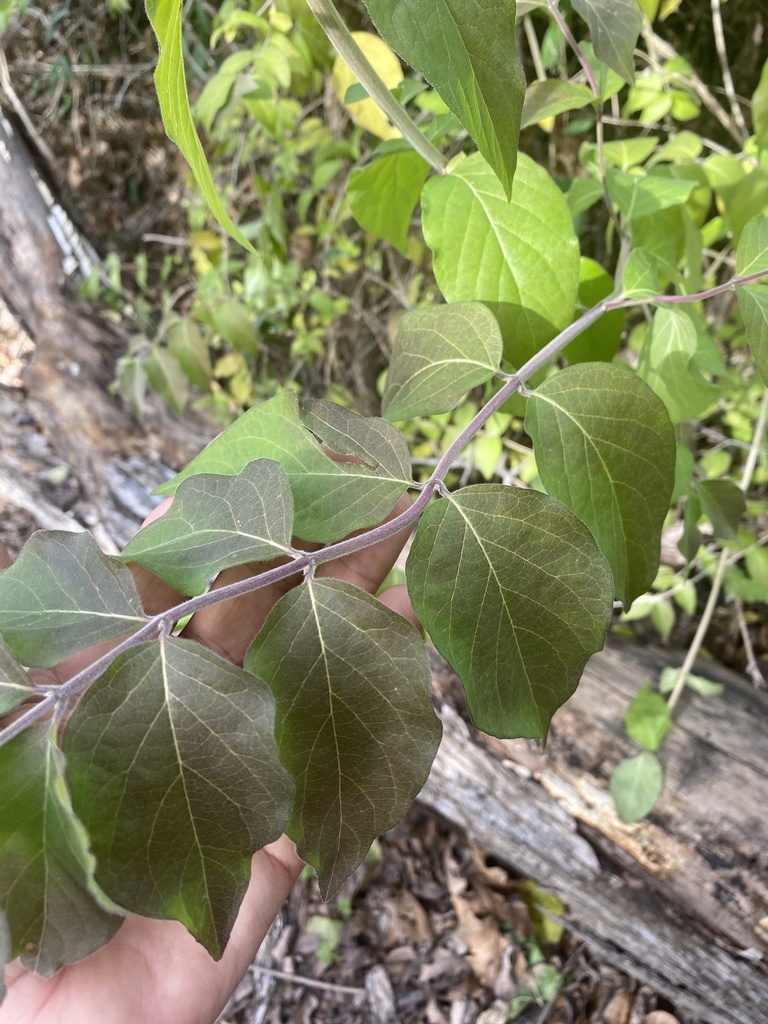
0,726 -> 122,975
624,683 -> 672,750
563,258 -> 624,364
168,319 -> 212,392
146,346 -> 189,416
520,79 -> 595,129
525,363 -> 676,607
121,460 -> 294,596
658,666 -> 723,697
382,302 -> 503,420
407,485 -> 613,738
601,135 -> 659,170
155,391 -> 412,544
212,299 -> 260,355
361,0 -> 524,198
347,150 -> 430,255
751,58 -> 768,150
735,213 -> 768,278
0,637 -> 35,715
244,578 -> 441,898
637,307 -> 716,423
0,532 -> 146,667
607,169 -> 696,220
571,0 -> 642,84
693,479 -> 746,540
63,637 -> 293,958
421,153 -> 580,366
621,247 -> 662,298
145,0 -> 254,251
610,751 -> 663,822
735,214 -> 768,382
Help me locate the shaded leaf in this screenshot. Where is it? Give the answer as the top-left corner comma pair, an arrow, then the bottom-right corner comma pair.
244,578 -> 440,898
0,637 -> 35,716
624,683 -> 672,750
212,299 -> 260,355
563,258 -> 624,364
407,486 -> 613,738
382,302 -> 503,420
121,460 -> 294,595
145,0 -> 254,250
637,307 -> 716,423
525,363 -> 675,606
0,532 -> 145,667
520,79 -> 595,129
610,751 -> 663,822
362,0 -> 524,197
694,479 -> 746,540
63,637 -> 293,958
155,390 -> 412,544
347,149 -> 430,255
0,725 -> 123,976
422,153 -> 580,366
146,346 -> 189,416
571,0 -> 642,84
168,319 -> 212,392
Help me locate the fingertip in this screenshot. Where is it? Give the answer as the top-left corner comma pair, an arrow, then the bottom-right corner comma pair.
378,584 -> 422,633
141,497 -> 173,529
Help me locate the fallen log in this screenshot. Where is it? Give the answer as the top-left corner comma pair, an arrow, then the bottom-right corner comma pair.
420,643 -> 768,1024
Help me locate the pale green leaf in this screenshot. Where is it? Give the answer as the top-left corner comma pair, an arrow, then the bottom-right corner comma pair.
751,58 -> 768,150
525,363 -> 676,606
212,299 -> 260,355
624,683 -> 672,750
736,285 -> 768,384
520,80 -> 595,129
622,247 -> 661,298
571,0 -> 642,83
600,136 -> 659,170
0,636 -> 35,716
121,460 -> 294,595
155,391 -> 412,544
422,153 -> 580,366
610,751 -> 663,822
693,479 -> 746,540
735,213 -> 768,278
382,302 -> 503,420
244,578 -> 441,898
607,168 -> 696,220
362,0 -> 524,197
63,637 -> 293,958
0,726 -> 123,975
637,307 -> 717,423
407,486 -> 613,738
145,0 -> 254,251
658,666 -> 724,697
347,149 -> 430,255
0,532 -> 146,667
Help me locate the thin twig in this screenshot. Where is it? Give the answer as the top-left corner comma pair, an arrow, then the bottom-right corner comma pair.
546,0 -> 599,98
709,0 -> 749,141
250,965 -> 366,998
735,599 -> 767,689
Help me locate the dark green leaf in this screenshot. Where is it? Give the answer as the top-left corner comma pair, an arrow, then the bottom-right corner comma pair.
0,637 -> 35,715
382,302 -> 503,420
0,532 -> 145,667
244,578 -> 440,898
347,150 -> 430,255
610,751 -> 663,822
637,307 -> 717,423
525,363 -> 675,607
421,153 -> 580,366
146,346 -> 190,416
155,390 -> 412,544
145,0 -> 254,250
624,683 -> 672,751
679,494 -> 702,563
694,479 -> 746,540
362,0 -> 524,197
121,460 -> 295,596
571,0 -> 642,84
520,79 -> 595,129
0,726 -> 123,975
407,486 -> 613,738
63,637 -> 293,958
563,258 -> 624,364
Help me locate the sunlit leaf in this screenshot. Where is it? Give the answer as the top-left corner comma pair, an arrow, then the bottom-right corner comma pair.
382,302 -> 503,420
751,58 -> 768,150
735,213 -> 768,382
621,247 -> 662,298
0,726 -> 123,976
362,0 -> 524,197
610,751 -> 663,822
155,390 -> 412,544
244,578 -> 441,898
122,460 -> 294,596
421,153 -> 580,366
607,169 -> 696,219
624,683 -> 672,751
63,638 -> 293,958
331,31 -> 403,139
407,486 -> 613,738
0,637 -> 35,715
520,79 -> 595,129
525,363 -> 676,606
0,532 -> 146,667
347,149 -> 430,255
658,666 -> 723,697
571,0 -> 642,84
145,0 -> 254,250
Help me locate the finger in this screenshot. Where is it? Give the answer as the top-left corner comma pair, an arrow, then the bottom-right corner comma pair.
314,492 -> 413,594
378,583 -> 422,632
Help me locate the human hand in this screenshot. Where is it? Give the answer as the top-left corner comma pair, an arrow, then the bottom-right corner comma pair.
0,493 -> 417,1024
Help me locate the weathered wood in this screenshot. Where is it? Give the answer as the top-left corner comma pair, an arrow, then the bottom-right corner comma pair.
420,644 -> 768,1024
